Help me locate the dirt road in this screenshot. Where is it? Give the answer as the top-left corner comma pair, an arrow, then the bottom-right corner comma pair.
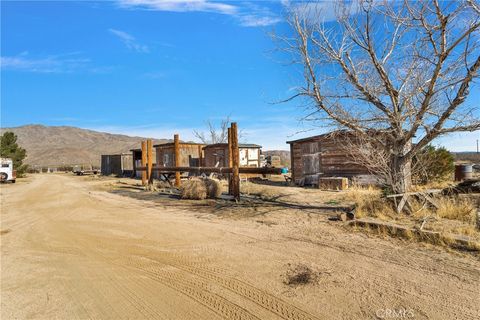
1,174 -> 479,319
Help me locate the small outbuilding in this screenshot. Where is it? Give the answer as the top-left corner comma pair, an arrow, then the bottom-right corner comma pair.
287,132 -> 375,186
155,142 -> 205,167
202,143 -> 262,168
130,148 -> 157,179
101,153 -> 134,177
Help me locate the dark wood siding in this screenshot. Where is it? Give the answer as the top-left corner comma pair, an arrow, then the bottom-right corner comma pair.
156,144 -> 203,167
289,134 -> 373,185
101,154 -> 133,176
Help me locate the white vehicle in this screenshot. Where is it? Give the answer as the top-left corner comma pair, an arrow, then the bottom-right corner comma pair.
0,158 -> 16,183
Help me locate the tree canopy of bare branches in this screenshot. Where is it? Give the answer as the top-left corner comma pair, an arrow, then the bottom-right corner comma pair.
193,116 -> 231,144
275,0 -> 480,193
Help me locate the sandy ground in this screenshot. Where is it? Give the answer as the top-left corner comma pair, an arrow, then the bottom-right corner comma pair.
1,174 -> 479,320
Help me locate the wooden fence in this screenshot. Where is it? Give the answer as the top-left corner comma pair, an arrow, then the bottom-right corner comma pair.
136,122 -> 282,201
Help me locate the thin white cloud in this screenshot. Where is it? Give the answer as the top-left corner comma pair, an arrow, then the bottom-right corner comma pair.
282,0 -> 356,23
109,28 -> 149,53
238,15 -> 282,27
1,53 -> 91,73
117,0 -> 238,15
116,0 -> 281,27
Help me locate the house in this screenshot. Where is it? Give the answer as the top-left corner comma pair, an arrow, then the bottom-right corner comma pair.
155,142 -> 204,167
287,132 -> 376,186
101,153 -> 134,177
203,143 -> 261,167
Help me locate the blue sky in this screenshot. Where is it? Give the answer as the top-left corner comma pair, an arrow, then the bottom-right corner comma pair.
1,0 -> 479,151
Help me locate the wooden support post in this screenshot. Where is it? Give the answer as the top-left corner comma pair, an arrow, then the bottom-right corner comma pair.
174,134 -> 181,187
147,139 -> 153,185
228,127 -> 233,168
141,141 -> 147,185
131,150 -> 136,178
228,127 -> 233,195
231,123 -> 240,201
198,145 -> 203,167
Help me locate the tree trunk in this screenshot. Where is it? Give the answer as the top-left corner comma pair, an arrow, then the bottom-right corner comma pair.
389,153 -> 412,194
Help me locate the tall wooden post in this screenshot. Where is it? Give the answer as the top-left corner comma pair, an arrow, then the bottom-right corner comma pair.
228,127 -> 233,195
147,139 -> 153,185
198,145 -> 203,167
174,134 -> 181,187
141,140 -> 147,185
228,127 -> 233,167
231,123 -> 240,201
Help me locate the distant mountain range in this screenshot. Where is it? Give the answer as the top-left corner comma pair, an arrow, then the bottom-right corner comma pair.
3,124 -> 474,168
0,124 -> 293,168
0,125 -> 169,167
452,152 -> 480,163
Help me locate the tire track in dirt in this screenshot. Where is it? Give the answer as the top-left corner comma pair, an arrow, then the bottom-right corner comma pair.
108,256 -> 260,320
54,227 -> 259,320
62,225 -> 317,320
141,252 -> 319,320
84,233 -> 319,320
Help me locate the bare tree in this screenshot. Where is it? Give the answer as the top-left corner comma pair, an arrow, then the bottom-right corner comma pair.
194,116 -> 236,144
275,0 -> 480,193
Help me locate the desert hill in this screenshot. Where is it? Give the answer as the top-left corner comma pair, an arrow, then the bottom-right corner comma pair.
0,125 -> 169,167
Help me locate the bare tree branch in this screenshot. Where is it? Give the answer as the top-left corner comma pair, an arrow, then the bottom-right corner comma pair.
274,0 -> 480,193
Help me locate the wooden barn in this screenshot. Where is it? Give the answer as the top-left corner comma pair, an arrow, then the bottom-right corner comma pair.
101,153 -> 133,177
155,142 -> 204,167
203,143 -> 261,168
287,132 -> 376,186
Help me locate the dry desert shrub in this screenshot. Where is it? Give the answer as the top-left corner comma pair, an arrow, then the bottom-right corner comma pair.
283,264 -> 318,286
181,178 -> 223,200
344,186 -> 395,219
156,180 -> 171,189
436,197 -> 476,223
410,196 -> 476,224
204,178 -> 223,198
181,179 -> 207,200
451,225 -> 477,237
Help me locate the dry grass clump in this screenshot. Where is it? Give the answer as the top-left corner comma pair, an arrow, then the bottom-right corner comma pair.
204,178 -> 223,198
409,180 -> 454,192
181,179 -> 207,200
343,186 -> 395,219
156,180 -> 171,189
451,225 -> 478,238
436,197 -> 476,223
180,178 -> 223,200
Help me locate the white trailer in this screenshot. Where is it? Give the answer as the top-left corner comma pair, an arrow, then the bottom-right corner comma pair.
0,158 -> 16,183
73,165 -> 98,176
